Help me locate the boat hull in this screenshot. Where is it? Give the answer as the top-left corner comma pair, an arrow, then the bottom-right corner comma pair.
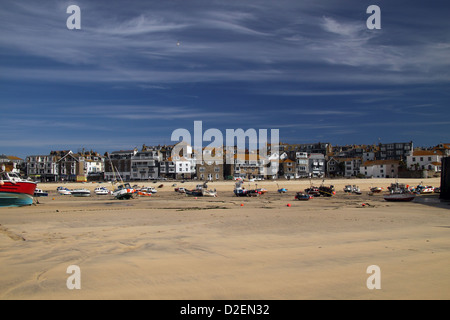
113,189 -> 135,200
71,190 -> 91,197
0,192 -> 34,207
0,181 -> 36,197
384,194 -> 415,202
0,181 -> 36,207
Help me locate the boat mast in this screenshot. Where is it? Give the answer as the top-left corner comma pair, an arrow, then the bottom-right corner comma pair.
107,154 -> 124,185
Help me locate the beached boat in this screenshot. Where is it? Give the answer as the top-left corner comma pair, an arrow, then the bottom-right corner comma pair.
185,189 -> 203,196
144,187 -> 158,194
136,190 -> 152,197
295,192 -> 312,201
234,187 -> 248,197
255,188 -> 267,194
71,189 -> 91,197
305,186 -> 320,197
384,192 -> 416,202
0,171 -> 37,207
234,181 -> 248,197
384,183 -> 415,202
319,185 -> 335,197
370,187 -> 382,193
94,187 -> 110,195
57,187 -> 72,195
352,185 -> 362,195
419,186 -> 434,194
112,183 -> 135,200
343,185 -> 352,193
202,189 -> 217,197
174,187 -> 186,193
34,188 -> 49,197
278,187 -> 288,193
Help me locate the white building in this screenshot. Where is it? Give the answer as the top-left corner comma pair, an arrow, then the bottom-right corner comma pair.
360,160 -> 400,178
406,150 -> 443,172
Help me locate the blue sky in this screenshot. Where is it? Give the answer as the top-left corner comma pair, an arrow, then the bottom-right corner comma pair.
1,0 -> 449,158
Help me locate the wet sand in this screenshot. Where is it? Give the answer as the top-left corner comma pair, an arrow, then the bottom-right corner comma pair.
0,178 -> 449,300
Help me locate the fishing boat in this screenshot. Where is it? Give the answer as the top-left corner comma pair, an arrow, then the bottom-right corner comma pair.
246,189 -> 260,197
234,181 -> 249,197
112,183 -> 135,200
370,187 -> 382,193
71,189 -> 91,197
94,187 -> 110,195
0,171 -> 37,207
234,187 -> 248,197
384,183 -> 415,202
278,187 -> 288,193
305,186 -> 320,197
319,185 -> 335,197
34,188 -> 49,197
343,185 -> 352,193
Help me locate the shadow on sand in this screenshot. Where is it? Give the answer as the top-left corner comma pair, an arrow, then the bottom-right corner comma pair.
412,193 -> 450,210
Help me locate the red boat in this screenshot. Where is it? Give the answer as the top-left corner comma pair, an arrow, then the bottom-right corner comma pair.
0,171 -> 37,207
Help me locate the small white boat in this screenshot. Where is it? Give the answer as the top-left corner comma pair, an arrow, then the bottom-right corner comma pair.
202,189 -> 217,197
34,188 -> 49,197
71,189 -> 91,197
57,187 -> 72,195
142,187 -> 157,194
420,186 -> 435,194
94,187 -> 110,195
352,185 -> 361,195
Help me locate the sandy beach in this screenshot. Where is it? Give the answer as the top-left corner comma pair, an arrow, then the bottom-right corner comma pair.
0,177 -> 449,300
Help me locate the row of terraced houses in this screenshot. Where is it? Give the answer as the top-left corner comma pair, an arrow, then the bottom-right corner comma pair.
1,142 -> 449,182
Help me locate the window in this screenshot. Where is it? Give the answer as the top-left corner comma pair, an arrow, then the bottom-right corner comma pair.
428,157 -> 432,161
420,157 -> 423,161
